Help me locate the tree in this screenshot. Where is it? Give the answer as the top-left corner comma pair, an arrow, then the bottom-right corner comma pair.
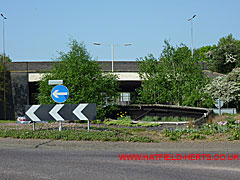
137,41 -> 213,107
0,55 -> 11,63
0,55 -> 12,120
212,34 -> 240,74
194,45 -> 216,70
204,67 -> 240,109
38,40 -> 119,120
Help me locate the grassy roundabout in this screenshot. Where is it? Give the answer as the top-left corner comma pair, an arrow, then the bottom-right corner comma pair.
0,114 -> 239,142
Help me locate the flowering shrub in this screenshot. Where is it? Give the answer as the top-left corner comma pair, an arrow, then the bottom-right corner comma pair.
204,68 -> 240,109
235,120 -> 240,124
217,121 -> 227,126
216,121 -> 228,133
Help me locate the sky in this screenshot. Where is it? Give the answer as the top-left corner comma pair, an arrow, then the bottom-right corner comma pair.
1,0 -> 240,62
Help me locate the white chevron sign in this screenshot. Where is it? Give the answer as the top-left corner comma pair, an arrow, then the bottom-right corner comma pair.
73,104 -> 88,120
25,104 -> 96,122
49,104 -> 64,121
25,105 -> 41,122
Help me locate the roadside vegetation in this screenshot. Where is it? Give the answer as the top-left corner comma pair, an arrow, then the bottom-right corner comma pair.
0,114 -> 239,142
160,116 -> 191,122
103,116 -> 160,127
0,56 -> 13,120
0,120 -> 15,123
137,35 -> 240,110
37,40 -> 119,120
103,115 -> 192,126
137,41 -> 213,108
162,115 -> 240,141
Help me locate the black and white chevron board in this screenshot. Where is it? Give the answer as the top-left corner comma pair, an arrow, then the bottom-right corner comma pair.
25,104 -> 96,122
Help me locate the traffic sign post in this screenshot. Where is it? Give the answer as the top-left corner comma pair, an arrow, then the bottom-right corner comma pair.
215,98 -> 224,115
50,84 -> 69,131
59,121 -> 62,131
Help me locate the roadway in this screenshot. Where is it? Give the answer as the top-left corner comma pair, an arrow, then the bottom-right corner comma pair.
0,138 -> 239,180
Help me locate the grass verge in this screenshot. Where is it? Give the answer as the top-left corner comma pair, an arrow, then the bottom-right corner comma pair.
0,125 -> 154,143
0,114 -> 239,142
0,120 -> 16,123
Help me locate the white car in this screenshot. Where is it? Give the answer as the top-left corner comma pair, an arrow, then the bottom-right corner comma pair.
17,116 -> 32,124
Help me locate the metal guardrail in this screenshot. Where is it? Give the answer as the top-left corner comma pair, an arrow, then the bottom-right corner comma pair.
116,104 -> 214,127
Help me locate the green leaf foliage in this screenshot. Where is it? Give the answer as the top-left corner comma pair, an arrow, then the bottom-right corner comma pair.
137,40 -> 213,107
211,34 -> 240,74
193,45 -> 216,70
38,40 -> 119,119
0,55 -> 13,119
194,45 -> 215,61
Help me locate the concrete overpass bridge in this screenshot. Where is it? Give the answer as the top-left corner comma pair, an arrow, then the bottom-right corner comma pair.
2,61 -> 217,119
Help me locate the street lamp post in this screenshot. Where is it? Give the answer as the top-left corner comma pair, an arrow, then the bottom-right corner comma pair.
1,13 -> 7,120
1,14 -> 7,63
111,44 -> 114,72
93,42 -> 132,72
188,15 -> 196,57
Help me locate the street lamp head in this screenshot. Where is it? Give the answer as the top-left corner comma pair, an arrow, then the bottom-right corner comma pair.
1,14 -> 7,19
93,42 -> 132,72
93,42 -> 101,46
188,14 -> 196,21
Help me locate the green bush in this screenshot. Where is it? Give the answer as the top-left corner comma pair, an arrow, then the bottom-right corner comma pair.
137,122 -> 160,127
161,116 -> 192,122
104,116 -> 135,126
142,116 -> 159,122
104,116 -> 161,127
162,128 -> 183,141
188,133 -> 206,140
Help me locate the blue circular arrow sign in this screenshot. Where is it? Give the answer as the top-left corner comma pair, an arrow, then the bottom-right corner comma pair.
51,85 -> 69,103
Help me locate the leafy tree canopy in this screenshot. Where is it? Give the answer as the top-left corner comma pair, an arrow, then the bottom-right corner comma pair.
0,54 -> 11,62
0,55 -> 11,94
194,45 -> 216,70
0,55 -> 12,120
38,40 -> 119,119
211,34 -> 240,74
137,40 -> 213,107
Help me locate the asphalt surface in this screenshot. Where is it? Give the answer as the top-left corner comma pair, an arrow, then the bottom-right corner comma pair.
0,138 -> 240,180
